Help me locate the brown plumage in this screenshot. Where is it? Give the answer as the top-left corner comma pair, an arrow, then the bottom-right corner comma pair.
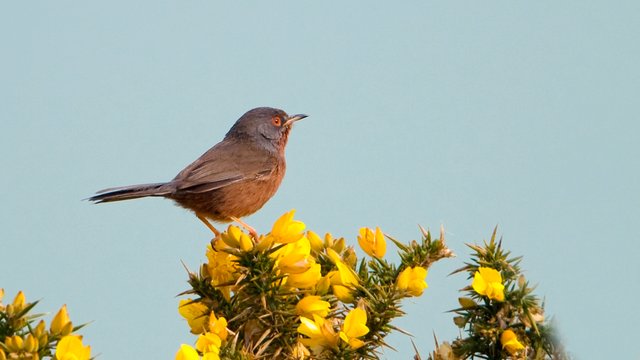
89,107 -> 307,236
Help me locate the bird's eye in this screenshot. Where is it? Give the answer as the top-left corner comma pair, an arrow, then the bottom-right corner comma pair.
271,116 -> 282,126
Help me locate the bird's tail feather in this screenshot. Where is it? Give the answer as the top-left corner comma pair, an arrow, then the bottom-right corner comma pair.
88,182 -> 171,203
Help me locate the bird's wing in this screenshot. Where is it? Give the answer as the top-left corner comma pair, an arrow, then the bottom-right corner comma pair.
171,141 -> 278,194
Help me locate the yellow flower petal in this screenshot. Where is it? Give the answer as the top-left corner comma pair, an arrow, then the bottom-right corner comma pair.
327,249 -> 359,287
396,266 -> 428,296
208,313 -> 228,341
297,315 -> 339,353
297,316 -> 321,338
501,329 -> 525,355
175,344 -> 200,360
205,245 -> 238,301
51,305 -> 73,335
288,263 -> 322,289
339,308 -> 369,349
271,210 -> 306,244
274,237 -> 313,274
220,225 -> 254,251
55,335 -> 91,360
332,284 -> 355,303
202,352 -> 220,360
196,332 -> 221,354
342,308 -> 369,338
307,231 -> 325,252
179,299 -> 209,334
11,291 -> 25,311
202,351 -> 220,360
472,267 -> 505,302
357,227 -> 386,258
296,296 -> 331,318
479,267 -> 502,283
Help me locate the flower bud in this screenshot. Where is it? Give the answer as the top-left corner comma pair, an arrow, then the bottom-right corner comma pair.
25,334 -> 38,353
332,237 -> 346,253
343,248 -> 358,268
315,275 -> 331,295
306,231 -> 324,252
323,233 -> 334,248
458,297 -> 476,309
12,291 -> 26,312
6,335 -> 23,351
34,320 -> 46,337
453,316 -> 466,328
51,305 -> 72,335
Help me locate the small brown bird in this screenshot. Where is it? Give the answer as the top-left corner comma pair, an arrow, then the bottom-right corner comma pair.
89,107 -> 308,237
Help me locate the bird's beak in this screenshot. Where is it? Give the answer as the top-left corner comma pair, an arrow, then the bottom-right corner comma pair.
284,114 -> 308,127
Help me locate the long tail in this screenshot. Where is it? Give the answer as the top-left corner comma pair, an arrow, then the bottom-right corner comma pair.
88,182 -> 172,203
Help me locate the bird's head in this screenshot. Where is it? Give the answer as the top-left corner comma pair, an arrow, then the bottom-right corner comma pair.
226,107 -> 308,151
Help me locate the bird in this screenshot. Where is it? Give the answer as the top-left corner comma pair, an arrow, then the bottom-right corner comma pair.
89,107 -> 308,238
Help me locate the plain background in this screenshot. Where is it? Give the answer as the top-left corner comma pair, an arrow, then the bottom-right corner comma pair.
2,1 -> 639,359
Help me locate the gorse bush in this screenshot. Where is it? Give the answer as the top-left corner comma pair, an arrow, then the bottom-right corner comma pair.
176,210 -> 454,359
0,290 -> 90,360
175,211 -> 566,359
1,211 -> 565,360
431,229 -> 567,360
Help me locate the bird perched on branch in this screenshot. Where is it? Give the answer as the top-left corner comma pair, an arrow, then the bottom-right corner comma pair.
89,107 -> 308,237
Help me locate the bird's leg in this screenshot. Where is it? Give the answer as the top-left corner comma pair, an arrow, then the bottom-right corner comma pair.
196,213 -> 221,237
230,216 -> 258,239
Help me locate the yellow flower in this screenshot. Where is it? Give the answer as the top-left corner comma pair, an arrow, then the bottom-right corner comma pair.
312,275 -> 330,295
287,263 -> 322,289
51,305 -> 73,335
179,299 -> 209,334
4,336 -> 22,353
327,250 -> 359,287
4,334 -> 38,353
357,227 -> 386,258
343,247 -> 358,268
339,308 -> 369,349
501,329 -> 525,355
55,335 -> 91,360
296,296 -> 331,318
270,210 -> 306,244
472,267 -> 505,302
13,291 -> 25,308
306,231 -> 324,252
202,351 -> 220,360
220,225 -> 253,251
8,291 -> 26,315
208,313 -> 228,341
0,349 -> 6,360
254,233 -> 275,251
270,236 -> 322,289
206,244 -> 238,301
196,332 -> 221,354
297,315 -> 339,353
396,266 -> 429,296
274,237 -> 313,274
331,284 -> 354,303
175,344 -> 200,360
323,233 -> 336,248
327,249 -> 359,302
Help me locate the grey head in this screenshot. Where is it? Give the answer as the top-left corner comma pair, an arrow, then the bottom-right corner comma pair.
225,107 -> 308,151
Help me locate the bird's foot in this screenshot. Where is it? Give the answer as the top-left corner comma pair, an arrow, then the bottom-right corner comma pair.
196,213 -> 221,237
230,216 -> 258,240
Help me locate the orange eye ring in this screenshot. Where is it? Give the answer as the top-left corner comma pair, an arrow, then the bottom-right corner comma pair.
271,116 -> 282,126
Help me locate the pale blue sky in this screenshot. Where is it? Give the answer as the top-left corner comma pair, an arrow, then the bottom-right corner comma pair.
2,1 -> 639,359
